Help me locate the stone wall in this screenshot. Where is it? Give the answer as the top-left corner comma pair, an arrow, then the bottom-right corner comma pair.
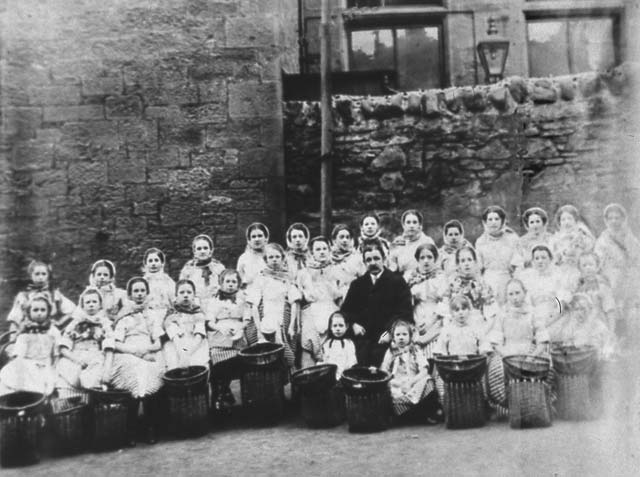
0,0 -> 298,321
284,64 -> 640,243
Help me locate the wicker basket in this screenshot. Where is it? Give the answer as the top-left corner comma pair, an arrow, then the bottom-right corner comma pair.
503,355 -> 552,429
238,342 -> 285,367
292,364 -> 344,428
552,346 -> 598,420
88,387 -> 132,451
0,391 -> 46,467
341,366 -> 392,432
49,391 -> 90,454
435,355 -> 487,429
163,366 -> 210,436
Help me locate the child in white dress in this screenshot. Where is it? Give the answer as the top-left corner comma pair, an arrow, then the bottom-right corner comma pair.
319,311 -> 357,379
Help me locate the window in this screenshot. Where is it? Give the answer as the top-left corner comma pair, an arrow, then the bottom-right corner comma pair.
349,25 -> 442,90
527,16 -> 618,76
347,1 -> 442,7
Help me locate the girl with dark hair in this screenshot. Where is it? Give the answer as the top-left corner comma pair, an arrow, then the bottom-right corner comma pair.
319,311 -> 357,379
89,259 -> 128,323
358,212 -> 391,256
549,204 -> 595,263
438,219 -> 472,280
285,222 -> 311,276
237,222 -> 270,290
475,206 -> 519,305
330,224 -> 364,301
515,207 -> 553,268
389,209 -> 436,275
180,234 -> 226,307
142,247 -> 176,311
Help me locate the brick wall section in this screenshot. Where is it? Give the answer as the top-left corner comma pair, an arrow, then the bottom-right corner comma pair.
284,64 -> 640,243
0,0 -> 298,322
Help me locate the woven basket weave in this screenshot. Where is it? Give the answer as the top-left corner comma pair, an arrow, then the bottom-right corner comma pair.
552,346 -> 598,420
503,355 -> 552,429
49,391 -> 90,455
341,367 -> 392,432
88,387 -> 132,451
435,355 -> 487,429
293,364 -> 343,428
0,391 -> 46,467
163,366 -> 209,436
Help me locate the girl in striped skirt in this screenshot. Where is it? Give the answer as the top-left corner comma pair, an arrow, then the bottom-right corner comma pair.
110,277 -> 164,444
246,243 -> 302,370
207,270 -> 251,410
380,320 -> 436,420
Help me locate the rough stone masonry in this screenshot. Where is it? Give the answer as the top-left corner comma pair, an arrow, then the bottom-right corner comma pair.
0,0 -> 298,322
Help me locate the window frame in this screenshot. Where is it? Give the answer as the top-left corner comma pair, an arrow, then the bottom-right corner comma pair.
524,8 -> 622,77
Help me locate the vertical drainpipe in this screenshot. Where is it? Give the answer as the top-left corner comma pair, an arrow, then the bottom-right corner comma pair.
320,0 -> 333,236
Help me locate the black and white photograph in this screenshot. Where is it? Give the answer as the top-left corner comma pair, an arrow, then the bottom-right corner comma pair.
1,0 -> 639,475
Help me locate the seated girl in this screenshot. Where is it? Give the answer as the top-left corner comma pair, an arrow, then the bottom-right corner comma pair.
558,293 -> 613,356
207,270 -> 251,410
298,236 -> 341,368
6,260 -> 76,338
163,279 -> 209,370
319,311 -> 357,379
246,243 -> 302,370
110,277 -> 164,444
434,295 -> 490,356
180,234 -> 226,308
0,295 -> 61,396
381,320 -> 435,420
88,259 -> 128,323
142,247 -> 176,312
404,243 -> 448,360
575,252 -> 618,333
57,287 -> 114,393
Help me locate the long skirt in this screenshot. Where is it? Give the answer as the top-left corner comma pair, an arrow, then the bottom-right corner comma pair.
390,374 -> 435,416
110,353 -> 164,398
259,301 -> 295,369
0,358 -> 56,396
300,300 -> 336,363
57,344 -> 107,390
163,336 -> 209,370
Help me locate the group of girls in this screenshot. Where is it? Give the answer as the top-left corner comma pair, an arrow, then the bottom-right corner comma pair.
1,201 -> 637,432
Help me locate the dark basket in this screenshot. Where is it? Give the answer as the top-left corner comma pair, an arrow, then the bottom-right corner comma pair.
240,365 -> 285,425
434,354 -> 487,383
503,355 -> 552,429
162,366 -> 209,437
0,391 -> 46,467
299,385 -> 346,429
238,343 -> 285,367
551,346 -> 597,376
49,391 -> 90,455
291,364 -> 337,396
88,387 -> 132,451
435,355 -> 487,429
341,367 -> 392,432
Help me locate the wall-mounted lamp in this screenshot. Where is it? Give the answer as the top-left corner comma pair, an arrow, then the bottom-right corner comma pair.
477,16 -> 509,84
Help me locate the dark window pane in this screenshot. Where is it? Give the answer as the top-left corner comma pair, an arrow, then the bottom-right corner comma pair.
528,21 -> 570,76
568,18 -> 615,72
350,29 -> 395,71
396,26 -> 441,89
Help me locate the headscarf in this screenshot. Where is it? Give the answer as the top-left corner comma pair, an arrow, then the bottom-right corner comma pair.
89,259 -> 117,289
286,222 -> 310,269
261,243 -> 291,282
330,224 -> 356,263
216,269 -> 241,303
359,213 -> 383,246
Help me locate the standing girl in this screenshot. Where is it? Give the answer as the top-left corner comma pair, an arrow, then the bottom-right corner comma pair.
285,222 -> 311,277
358,213 -> 391,256
247,243 -> 302,370
404,243 -> 448,360
207,270 -> 251,410
142,247 -> 176,312
298,236 -> 341,368
389,209 -> 436,275
381,320 -> 435,418
89,259 -> 128,323
180,234 -> 226,308
549,204 -> 595,263
594,203 -> 640,338
6,260 -> 76,337
57,287 -> 114,392
330,224 -> 364,301
438,220 -> 472,280
576,252 -> 618,332
236,223 -> 269,291
446,246 -> 498,336
515,207 -> 553,268
163,279 -> 209,370
475,206 -> 519,305
319,311 -> 357,379
0,295 -> 61,396
110,277 -> 164,444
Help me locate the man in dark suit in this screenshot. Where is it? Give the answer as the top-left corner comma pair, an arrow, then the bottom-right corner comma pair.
341,240 -> 413,366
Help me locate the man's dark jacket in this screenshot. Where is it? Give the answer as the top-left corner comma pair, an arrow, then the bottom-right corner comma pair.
341,268 -> 413,343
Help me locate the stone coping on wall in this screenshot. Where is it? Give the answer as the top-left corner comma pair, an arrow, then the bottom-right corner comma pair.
285,62 -> 639,127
